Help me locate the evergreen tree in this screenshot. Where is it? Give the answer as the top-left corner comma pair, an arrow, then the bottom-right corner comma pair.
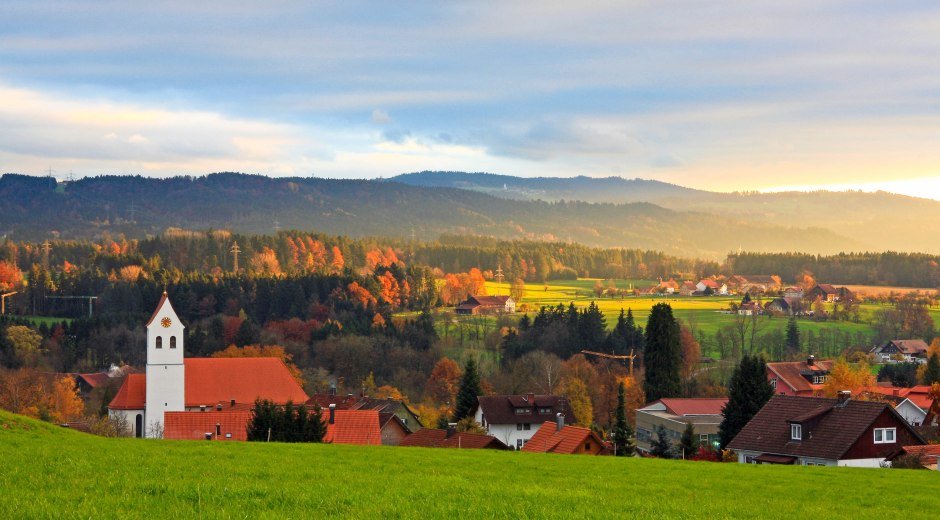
643,303 -> 682,401
785,315 -> 800,353
453,357 -> 482,421
923,352 -> 940,385
718,354 -> 774,448
518,313 -> 531,332
651,424 -> 674,459
579,301 -> 607,351
678,422 -> 699,460
612,381 -> 635,456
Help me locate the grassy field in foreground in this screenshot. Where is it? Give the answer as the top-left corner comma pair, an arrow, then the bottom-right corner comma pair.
1,411 -> 938,519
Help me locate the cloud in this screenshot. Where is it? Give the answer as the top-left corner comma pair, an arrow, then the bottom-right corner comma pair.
371,109 -> 391,125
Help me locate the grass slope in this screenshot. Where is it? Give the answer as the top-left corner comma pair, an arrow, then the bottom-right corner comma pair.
0,411 -> 935,519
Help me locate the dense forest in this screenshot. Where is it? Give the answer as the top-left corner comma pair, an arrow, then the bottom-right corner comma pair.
0,173 -> 860,258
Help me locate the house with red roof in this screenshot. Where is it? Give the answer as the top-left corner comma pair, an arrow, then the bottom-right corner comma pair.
400,428 -> 509,450
109,293 -> 309,439
521,415 -> 606,455
635,398 -> 728,454
696,279 -> 728,295
472,393 -> 571,450
728,393 -> 925,467
766,356 -> 834,396
323,405 -> 382,445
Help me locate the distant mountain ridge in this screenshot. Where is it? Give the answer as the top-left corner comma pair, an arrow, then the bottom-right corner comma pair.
0,172 -> 863,259
391,171 -> 940,254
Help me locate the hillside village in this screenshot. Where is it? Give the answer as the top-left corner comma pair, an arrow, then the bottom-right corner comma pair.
36,293 -> 936,470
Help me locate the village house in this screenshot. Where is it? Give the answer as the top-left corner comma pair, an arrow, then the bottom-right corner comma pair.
679,281 -> 697,296
859,385 -> 935,426
766,356 -> 835,396
782,286 -> 804,301
763,297 -> 791,316
870,339 -> 930,364
455,295 -> 515,315
108,293 -> 310,439
323,405 -> 383,445
399,428 -> 509,450
727,393 -> 925,467
307,392 -> 422,434
889,445 -> 940,469
520,415 -> 606,455
658,278 -> 679,294
736,293 -> 762,316
807,283 -> 855,303
696,279 -> 728,295
635,398 -> 727,455
472,393 -> 571,450
729,275 -> 782,294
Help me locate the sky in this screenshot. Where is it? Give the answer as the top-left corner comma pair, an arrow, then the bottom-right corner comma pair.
1,1 -> 939,199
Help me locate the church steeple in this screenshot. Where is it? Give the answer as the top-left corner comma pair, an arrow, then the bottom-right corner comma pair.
144,292 -> 186,437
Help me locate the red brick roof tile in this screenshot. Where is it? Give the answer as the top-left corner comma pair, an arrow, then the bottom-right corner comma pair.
399,428 -> 508,449
163,411 -> 251,441
108,373 -> 146,410
521,422 -> 603,454
324,410 -> 382,445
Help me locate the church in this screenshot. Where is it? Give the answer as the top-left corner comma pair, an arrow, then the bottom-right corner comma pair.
109,292 -> 309,439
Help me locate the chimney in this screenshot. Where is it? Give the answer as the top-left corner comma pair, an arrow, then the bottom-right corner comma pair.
230,399 -> 236,408
836,390 -> 851,407
329,383 -> 336,396
806,355 -> 815,366
200,405 -> 206,412
216,403 -> 222,412
204,432 -> 212,441
215,423 -> 221,436
556,413 -> 565,432
526,393 -> 535,403
329,403 -> 336,424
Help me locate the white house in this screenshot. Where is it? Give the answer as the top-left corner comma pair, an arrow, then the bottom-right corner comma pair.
696,279 -> 728,295
109,293 -> 309,439
473,394 -> 570,450
894,398 -> 928,427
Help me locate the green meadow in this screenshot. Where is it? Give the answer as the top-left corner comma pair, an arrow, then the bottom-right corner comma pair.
1,410 -> 936,519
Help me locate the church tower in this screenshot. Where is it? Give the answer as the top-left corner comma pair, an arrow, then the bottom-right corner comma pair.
145,291 -> 185,437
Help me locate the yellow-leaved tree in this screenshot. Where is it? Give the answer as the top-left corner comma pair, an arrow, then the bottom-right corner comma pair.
560,377 -> 593,427
821,358 -> 876,398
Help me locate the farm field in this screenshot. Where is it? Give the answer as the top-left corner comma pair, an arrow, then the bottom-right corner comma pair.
1,410 -> 937,519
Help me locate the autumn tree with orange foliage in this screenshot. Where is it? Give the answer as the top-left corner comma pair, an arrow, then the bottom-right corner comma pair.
426,357 -> 462,405
822,358 -> 877,398
211,344 -> 304,386
330,246 -> 345,272
345,282 -> 377,307
0,369 -> 83,423
679,326 -> 701,397
249,247 -> 282,276
0,260 -> 23,291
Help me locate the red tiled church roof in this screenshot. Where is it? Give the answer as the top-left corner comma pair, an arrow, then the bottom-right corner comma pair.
324,410 -> 382,445
108,358 -> 309,410
164,411 -> 252,441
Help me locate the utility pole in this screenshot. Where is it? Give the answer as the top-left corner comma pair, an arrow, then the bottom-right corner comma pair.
128,202 -> 137,223
1,291 -> 17,315
495,262 -> 505,294
41,240 -> 52,271
45,295 -> 98,318
45,166 -> 56,179
410,227 -> 416,242
230,241 -> 241,273
581,349 -> 638,377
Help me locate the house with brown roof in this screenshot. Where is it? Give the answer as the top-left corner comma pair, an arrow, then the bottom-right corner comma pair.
455,295 -> 515,315
727,393 -> 926,467
870,339 -> 930,364
679,281 -> 697,296
736,293 -> 762,316
521,415 -> 606,455
109,293 -> 309,439
473,393 -> 570,450
658,278 -> 679,294
400,428 -> 509,450
729,275 -> 782,294
766,356 -> 834,397
807,284 -> 855,302
635,398 -> 727,455
696,279 -> 728,295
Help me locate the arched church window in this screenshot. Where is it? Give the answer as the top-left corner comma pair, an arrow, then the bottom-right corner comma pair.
156,336 -> 163,349
170,336 -> 177,349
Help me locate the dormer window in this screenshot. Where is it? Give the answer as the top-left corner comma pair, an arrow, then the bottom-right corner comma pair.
170,336 -> 177,349
790,423 -> 802,441
515,407 -> 531,415
538,407 -> 552,414
155,336 -> 163,349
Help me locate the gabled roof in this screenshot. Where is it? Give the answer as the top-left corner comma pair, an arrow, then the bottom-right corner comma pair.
813,283 -> 837,294
163,411 -> 251,441
457,295 -> 512,309
648,398 -> 728,417
108,358 -> 309,410
399,428 -> 509,449
108,373 -> 146,410
521,422 -> 603,454
698,279 -> 721,289
766,359 -> 835,394
324,410 -> 382,445
75,372 -> 111,389
885,339 -> 929,355
145,291 -> 183,328
475,394 -> 570,425
727,395 -> 925,460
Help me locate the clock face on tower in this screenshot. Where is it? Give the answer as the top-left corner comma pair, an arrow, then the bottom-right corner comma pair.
160,317 -> 172,328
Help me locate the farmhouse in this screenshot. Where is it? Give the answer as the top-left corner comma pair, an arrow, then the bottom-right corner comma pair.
679,281 -> 697,296
870,339 -> 929,364
400,428 -> 509,450
696,279 -> 728,295
455,295 -> 515,315
108,293 -> 309,439
635,398 -> 727,455
807,284 -> 855,302
764,297 -> 791,316
728,393 -> 925,467
766,356 -> 834,396
736,293 -> 762,315
729,275 -> 781,294
308,392 -> 422,434
521,415 -> 606,455
473,393 -> 571,449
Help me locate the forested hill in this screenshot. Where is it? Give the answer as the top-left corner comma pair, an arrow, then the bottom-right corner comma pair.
0,173 -> 858,259
392,171 -> 940,254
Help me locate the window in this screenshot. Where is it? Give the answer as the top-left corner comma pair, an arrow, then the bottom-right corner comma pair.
523,423 -> 530,431
155,336 -> 163,349
770,378 -> 777,389
538,407 -> 552,414
517,423 -> 523,431
516,439 -> 524,449
874,428 -> 896,444
791,423 -> 802,441
700,434 -> 709,444
170,336 -> 177,349
515,407 -> 531,415
585,442 -> 591,450
637,428 -> 651,443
